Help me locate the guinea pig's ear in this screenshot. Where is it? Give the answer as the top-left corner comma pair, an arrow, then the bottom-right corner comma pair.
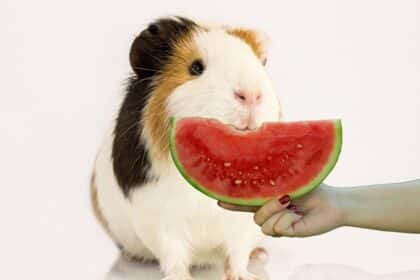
129,17 -> 197,77
226,27 -> 270,65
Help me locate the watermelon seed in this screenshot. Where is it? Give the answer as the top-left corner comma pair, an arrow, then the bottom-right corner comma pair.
223,162 -> 232,167
296,143 -> 303,149
234,179 -> 242,185
269,179 -> 276,186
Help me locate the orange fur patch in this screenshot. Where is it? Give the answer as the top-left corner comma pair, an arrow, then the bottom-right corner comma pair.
143,30 -> 201,161
91,172 -> 132,253
227,28 -> 268,64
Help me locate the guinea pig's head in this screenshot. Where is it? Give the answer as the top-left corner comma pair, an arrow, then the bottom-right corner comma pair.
127,17 -> 281,161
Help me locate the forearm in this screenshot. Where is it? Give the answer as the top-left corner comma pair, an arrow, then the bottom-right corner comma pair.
338,179 -> 420,233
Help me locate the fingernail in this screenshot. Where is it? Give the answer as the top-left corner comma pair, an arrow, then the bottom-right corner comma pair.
295,210 -> 304,216
287,204 -> 297,210
278,195 -> 290,205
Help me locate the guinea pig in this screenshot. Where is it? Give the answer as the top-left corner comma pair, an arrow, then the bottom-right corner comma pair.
91,16 -> 281,280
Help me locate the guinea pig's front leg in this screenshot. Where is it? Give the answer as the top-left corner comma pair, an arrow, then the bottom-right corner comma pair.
223,248 -> 260,280
130,217 -> 192,279
158,238 -> 193,280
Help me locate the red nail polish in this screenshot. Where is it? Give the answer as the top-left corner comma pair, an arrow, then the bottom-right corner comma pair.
295,210 -> 304,216
278,195 -> 290,205
287,204 -> 297,210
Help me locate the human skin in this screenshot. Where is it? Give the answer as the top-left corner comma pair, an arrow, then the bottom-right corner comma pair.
218,179 -> 420,237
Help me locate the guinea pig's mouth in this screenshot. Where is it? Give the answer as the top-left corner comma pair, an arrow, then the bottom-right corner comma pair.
230,114 -> 261,131
230,123 -> 260,132
232,126 -> 253,132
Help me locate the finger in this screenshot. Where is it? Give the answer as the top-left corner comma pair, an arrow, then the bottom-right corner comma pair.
272,211 -> 303,237
217,202 -> 259,212
290,210 -> 336,237
254,195 -> 291,226
260,211 -> 287,236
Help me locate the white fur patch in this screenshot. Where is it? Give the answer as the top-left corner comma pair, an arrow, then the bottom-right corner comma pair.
167,28 -> 281,129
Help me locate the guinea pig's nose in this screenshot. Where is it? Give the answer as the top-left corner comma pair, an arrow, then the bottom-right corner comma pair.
234,90 -> 262,106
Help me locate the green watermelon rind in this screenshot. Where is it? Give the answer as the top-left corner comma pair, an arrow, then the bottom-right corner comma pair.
169,117 -> 343,206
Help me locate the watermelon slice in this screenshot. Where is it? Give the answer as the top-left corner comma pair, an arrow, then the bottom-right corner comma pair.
169,117 -> 342,206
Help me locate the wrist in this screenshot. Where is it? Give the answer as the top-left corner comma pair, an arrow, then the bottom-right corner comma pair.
333,187 -> 355,227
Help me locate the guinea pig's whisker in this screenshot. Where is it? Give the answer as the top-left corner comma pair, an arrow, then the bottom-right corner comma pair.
114,121 -> 141,141
143,107 -> 169,120
169,54 -> 188,65
145,107 -> 169,117
138,49 -> 165,64
160,48 -> 188,62
133,76 -> 156,85
133,66 -> 164,74
129,147 -> 148,173
156,133 -> 171,148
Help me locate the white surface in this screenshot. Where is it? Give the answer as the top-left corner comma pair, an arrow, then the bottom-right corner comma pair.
1,0 -> 419,279
104,240 -> 420,280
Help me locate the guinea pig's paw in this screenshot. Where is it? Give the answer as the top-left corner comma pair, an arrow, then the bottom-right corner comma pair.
161,275 -> 193,280
223,256 -> 261,280
222,271 -> 260,280
249,247 -> 269,264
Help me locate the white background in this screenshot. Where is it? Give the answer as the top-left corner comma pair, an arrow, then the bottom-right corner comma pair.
1,0 -> 419,279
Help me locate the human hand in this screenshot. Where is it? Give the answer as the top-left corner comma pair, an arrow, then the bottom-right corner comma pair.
218,184 -> 346,237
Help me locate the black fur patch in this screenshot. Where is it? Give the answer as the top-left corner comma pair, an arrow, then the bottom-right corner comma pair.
112,17 -> 197,196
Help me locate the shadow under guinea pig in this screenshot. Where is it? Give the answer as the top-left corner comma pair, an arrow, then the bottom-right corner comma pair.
104,255 -> 270,280
104,253 -> 420,280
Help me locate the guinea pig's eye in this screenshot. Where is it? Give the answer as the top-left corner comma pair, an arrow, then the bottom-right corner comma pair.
189,59 -> 205,76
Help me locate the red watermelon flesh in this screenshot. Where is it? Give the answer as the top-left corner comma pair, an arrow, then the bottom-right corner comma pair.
169,117 -> 342,206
